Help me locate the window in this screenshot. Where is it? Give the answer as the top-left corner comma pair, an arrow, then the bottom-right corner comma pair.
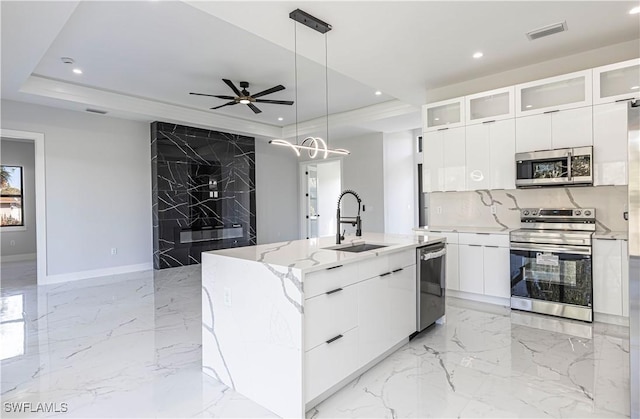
1,165 -> 24,227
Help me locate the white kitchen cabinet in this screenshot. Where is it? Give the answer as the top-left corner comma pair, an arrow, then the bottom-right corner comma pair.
423,127 -> 465,192
423,97 -> 465,132
515,107 -> 592,152
593,239 -> 623,316
482,246 -> 510,298
516,69 -> 592,117
388,264 -> 417,344
466,119 -> 516,190
465,123 -> 491,190
305,285 -> 358,350
422,131 -> 444,192
458,244 -> 484,295
622,240 -> 629,318
593,101 -> 629,185
357,274 -> 389,366
305,327 -> 359,402
445,243 -> 459,291
489,119 -> 516,190
465,86 -> 515,125
593,59 -> 640,105
442,127 -> 466,191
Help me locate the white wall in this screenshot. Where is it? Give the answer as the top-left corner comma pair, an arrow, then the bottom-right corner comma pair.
1,100 -> 153,278
254,139 -> 300,244
383,130 -> 415,235
329,133 -> 385,234
1,139 -> 36,258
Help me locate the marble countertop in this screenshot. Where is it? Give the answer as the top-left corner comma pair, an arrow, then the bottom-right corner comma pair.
204,232 -> 445,273
413,226 -> 513,235
593,231 -> 628,240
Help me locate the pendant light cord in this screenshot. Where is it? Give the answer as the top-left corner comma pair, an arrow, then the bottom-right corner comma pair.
294,22 -> 299,146
325,34 -> 329,148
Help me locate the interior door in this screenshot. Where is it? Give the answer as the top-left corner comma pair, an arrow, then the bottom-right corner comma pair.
305,165 -> 319,239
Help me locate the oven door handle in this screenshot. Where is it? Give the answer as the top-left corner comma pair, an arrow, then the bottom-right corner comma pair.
510,243 -> 591,255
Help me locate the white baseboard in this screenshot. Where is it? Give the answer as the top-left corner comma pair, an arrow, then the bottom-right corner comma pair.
447,289 -> 510,307
1,253 -> 37,262
594,312 -> 629,327
42,263 -> 153,285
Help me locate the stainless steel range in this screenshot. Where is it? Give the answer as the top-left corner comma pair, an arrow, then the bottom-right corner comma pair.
509,208 -> 595,322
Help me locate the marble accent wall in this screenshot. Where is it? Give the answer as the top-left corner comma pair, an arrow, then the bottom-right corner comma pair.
151,122 -> 256,269
429,185 -> 628,233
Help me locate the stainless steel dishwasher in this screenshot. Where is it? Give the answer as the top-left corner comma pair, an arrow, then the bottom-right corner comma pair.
417,242 -> 446,332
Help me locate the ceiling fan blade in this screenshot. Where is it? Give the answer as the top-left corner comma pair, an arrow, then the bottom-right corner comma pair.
223,79 -> 242,96
211,101 -> 238,110
247,103 -> 262,114
254,99 -> 294,105
251,85 -> 285,99
190,93 -> 236,100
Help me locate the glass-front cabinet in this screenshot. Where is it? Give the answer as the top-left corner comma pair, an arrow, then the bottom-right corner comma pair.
593,58 -> 640,105
423,97 -> 465,132
516,69 -> 592,117
465,86 -> 515,125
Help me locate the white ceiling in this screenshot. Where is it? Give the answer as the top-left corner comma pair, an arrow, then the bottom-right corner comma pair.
2,1 -> 639,140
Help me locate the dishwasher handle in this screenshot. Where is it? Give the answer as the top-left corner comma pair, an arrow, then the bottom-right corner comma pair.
420,247 -> 446,261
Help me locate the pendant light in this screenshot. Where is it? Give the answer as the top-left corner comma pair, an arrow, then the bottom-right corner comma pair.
269,9 -> 350,158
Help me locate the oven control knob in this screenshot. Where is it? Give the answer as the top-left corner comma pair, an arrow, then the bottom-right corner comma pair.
575,210 -> 582,216
523,210 -> 529,216
584,210 -> 592,216
531,211 -> 537,216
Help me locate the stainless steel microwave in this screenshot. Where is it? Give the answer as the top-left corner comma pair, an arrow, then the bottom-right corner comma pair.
515,146 -> 593,188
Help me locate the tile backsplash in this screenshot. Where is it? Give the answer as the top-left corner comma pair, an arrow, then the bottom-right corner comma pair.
429,185 -> 627,233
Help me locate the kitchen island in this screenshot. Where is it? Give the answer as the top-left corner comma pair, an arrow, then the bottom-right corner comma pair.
201,232 -> 444,417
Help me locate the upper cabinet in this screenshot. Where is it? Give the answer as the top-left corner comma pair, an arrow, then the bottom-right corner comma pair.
465,86 -> 515,125
423,98 -> 465,132
422,127 -> 466,192
593,58 -> 640,105
515,69 -> 592,117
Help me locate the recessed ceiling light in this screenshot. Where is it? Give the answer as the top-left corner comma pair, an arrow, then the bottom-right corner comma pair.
629,6 -> 640,14
473,52 -> 484,59
375,91 -> 382,96
278,117 -> 284,121
525,105 -> 533,108
631,85 -> 640,90
434,117 -> 440,121
72,68 -> 83,75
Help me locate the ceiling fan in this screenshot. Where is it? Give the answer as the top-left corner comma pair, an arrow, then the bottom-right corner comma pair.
190,79 -> 294,114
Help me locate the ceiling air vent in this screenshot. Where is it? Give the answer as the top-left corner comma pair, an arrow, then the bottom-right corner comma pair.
526,21 -> 568,41
85,108 -> 108,115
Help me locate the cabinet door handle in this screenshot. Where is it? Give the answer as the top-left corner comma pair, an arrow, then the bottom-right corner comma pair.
437,127 -> 449,131
468,244 -> 482,247
380,272 -> 392,277
482,120 -> 496,124
485,245 -> 499,248
475,232 -> 490,235
325,287 -> 343,295
326,334 -> 343,344
326,265 -> 343,270
392,268 -> 403,273
543,109 -> 560,114
616,97 -> 635,103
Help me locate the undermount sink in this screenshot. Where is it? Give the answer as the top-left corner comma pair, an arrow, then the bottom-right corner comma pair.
325,243 -> 389,253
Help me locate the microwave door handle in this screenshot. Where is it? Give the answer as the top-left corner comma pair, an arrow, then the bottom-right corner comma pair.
567,151 -> 572,181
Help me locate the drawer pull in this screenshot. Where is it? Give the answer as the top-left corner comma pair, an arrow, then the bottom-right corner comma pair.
437,127 -> 449,131
326,264 -> 343,270
468,244 -> 482,247
326,334 -> 343,344
485,245 -> 499,248
543,109 -> 560,114
325,287 -> 343,295
392,268 -> 403,273
380,272 -> 392,277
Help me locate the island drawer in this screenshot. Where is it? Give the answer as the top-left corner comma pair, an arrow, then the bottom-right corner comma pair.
304,262 -> 360,299
304,285 -> 358,350
305,326 -> 359,404
388,249 -> 416,270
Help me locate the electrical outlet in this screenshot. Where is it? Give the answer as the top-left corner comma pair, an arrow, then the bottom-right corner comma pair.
223,287 -> 232,307
491,205 -> 497,214
111,248 -> 117,255
436,206 -> 442,215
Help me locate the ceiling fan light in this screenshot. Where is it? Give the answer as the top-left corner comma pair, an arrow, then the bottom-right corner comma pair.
239,99 -> 250,104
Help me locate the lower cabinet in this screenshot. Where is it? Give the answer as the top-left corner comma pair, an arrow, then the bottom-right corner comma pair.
457,233 -> 510,299
593,238 -> 628,317
459,244 -> 484,294
304,249 -> 417,404
483,246 -> 511,298
445,243 -> 459,291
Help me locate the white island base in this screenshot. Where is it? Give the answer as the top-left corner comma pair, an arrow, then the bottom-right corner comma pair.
201,233 -> 444,417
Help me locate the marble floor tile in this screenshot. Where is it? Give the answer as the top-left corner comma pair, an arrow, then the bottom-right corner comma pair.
1,261 -> 631,418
